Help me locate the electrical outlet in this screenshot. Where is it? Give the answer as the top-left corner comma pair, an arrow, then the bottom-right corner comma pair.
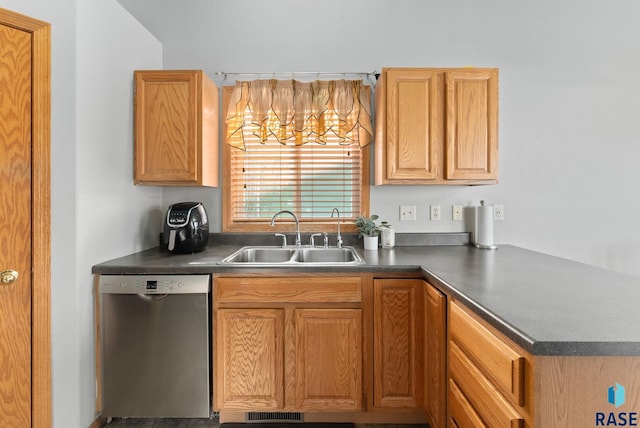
494,204 -> 505,221
453,205 -> 463,221
430,205 -> 441,221
400,205 -> 417,221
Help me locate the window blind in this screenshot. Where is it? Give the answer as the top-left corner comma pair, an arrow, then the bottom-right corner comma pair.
230,135 -> 363,222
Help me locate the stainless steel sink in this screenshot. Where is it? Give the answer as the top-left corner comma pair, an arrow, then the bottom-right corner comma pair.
222,247 -> 297,264
294,247 -> 360,263
218,246 -> 364,266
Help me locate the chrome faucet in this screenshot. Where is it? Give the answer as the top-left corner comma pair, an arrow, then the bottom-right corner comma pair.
331,208 -> 342,248
309,233 -> 322,248
270,210 -> 301,247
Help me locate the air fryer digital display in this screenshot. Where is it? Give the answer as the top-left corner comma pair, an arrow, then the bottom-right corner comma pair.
168,209 -> 189,226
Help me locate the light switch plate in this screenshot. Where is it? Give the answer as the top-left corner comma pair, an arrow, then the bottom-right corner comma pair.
400,205 -> 417,221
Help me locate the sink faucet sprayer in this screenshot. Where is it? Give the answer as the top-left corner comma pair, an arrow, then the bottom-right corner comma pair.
270,210 -> 301,247
331,208 -> 342,248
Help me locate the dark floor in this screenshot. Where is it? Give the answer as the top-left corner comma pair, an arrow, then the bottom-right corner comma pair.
105,419 -> 218,428
104,419 -> 426,428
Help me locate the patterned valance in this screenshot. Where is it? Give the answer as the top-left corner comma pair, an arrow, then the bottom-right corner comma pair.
225,79 -> 372,150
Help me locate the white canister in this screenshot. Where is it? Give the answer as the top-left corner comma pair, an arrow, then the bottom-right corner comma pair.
381,228 -> 395,248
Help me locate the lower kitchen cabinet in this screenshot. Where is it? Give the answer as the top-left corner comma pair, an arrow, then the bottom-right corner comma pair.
373,278 -> 423,409
448,378 -> 487,428
216,308 -> 285,410
213,274 -> 537,425
214,276 -> 363,412
424,282 -> 447,428
295,309 -> 362,410
448,299 -> 532,428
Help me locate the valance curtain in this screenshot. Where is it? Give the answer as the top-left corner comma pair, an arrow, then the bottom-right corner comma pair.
225,79 -> 373,150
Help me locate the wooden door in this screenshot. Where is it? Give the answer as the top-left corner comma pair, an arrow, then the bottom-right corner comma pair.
0,20 -> 33,427
295,309 -> 362,410
445,68 -> 499,180
373,279 -> 422,408
0,9 -> 50,427
215,308 -> 285,410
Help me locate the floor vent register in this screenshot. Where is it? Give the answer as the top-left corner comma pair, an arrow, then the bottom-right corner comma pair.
246,412 -> 304,423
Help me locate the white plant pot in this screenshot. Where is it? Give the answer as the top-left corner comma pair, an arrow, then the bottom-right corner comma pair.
363,235 -> 379,251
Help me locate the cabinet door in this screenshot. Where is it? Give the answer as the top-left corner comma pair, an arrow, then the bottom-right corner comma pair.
134,70 -> 218,186
373,279 -> 422,408
295,309 -> 362,410
215,308 -> 284,410
424,283 -> 447,428
445,69 -> 498,180
384,69 -> 440,181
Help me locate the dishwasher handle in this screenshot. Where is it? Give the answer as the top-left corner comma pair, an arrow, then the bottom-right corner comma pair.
137,293 -> 169,301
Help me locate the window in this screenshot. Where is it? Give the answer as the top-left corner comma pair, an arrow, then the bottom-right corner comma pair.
222,85 -> 370,233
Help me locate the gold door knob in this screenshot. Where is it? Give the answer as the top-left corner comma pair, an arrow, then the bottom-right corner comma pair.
0,270 -> 19,284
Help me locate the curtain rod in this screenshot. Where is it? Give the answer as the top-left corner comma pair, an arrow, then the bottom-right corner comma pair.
216,71 -> 377,77
216,72 -> 380,88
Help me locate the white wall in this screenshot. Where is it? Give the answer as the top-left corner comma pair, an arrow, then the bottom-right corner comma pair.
75,1 -> 163,426
0,0 -> 162,426
154,0 -> 640,278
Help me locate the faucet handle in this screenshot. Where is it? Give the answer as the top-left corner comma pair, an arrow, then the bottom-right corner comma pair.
274,233 -> 287,247
322,232 -> 329,248
309,233 -> 321,247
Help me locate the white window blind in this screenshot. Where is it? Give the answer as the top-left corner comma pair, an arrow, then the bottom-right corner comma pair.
230,136 -> 362,222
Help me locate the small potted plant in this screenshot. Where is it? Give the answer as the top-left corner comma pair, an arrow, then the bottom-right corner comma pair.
354,214 -> 390,250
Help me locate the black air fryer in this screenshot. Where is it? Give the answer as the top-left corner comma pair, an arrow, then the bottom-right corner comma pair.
163,202 -> 209,254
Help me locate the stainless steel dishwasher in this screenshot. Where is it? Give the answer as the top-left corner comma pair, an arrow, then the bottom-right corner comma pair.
98,274 -> 211,418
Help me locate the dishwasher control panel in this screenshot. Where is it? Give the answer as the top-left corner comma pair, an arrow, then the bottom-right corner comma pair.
98,274 -> 210,295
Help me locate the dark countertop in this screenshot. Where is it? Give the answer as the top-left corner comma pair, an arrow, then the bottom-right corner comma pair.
93,234 -> 640,357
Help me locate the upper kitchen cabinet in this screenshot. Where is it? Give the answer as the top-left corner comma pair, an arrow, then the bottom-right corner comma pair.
134,70 -> 219,186
375,68 -> 498,185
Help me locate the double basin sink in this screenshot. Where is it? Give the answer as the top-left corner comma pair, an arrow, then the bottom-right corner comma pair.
218,245 -> 364,266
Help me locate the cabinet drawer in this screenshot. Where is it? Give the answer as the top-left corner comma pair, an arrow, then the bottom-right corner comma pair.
449,379 -> 487,428
216,276 -> 362,303
450,300 -> 525,405
450,342 -> 524,428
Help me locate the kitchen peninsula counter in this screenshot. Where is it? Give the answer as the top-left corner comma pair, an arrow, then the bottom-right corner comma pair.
92,238 -> 640,357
